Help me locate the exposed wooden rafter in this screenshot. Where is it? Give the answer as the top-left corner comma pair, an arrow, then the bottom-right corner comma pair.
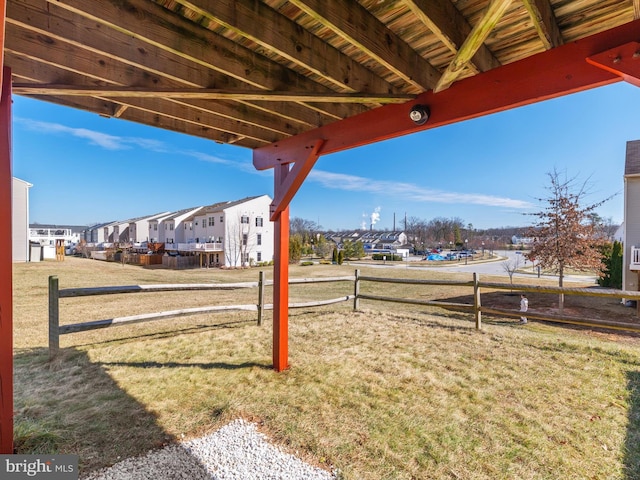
169,0 -> 400,97
287,0 -> 440,93
403,0 -> 500,74
46,0 -> 360,125
520,0 -> 564,49
435,0 -> 514,92
12,84 -> 415,104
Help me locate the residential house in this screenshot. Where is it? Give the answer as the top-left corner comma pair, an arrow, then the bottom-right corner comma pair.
12,177 -> 32,262
180,195 -> 273,267
147,212 -> 177,243
29,224 -> 84,246
82,221 -> 115,244
324,230 -> 407,253
124,211 -> 171,243
161,207 -> 203,244
623,140 -> 640,292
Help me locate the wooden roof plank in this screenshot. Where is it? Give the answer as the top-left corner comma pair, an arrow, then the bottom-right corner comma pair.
168,0 -> 400,96
8,0 -> 323,130
46,0 -> 360,121
287,0 -> 440,92
10,0 -> 356,132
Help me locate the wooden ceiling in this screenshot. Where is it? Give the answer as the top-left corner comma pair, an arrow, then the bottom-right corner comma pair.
5,0 -> 640,153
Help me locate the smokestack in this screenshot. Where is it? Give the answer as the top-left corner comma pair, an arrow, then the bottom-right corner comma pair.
393,212 -> 396,231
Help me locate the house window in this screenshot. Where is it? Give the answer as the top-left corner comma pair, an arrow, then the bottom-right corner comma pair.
169,224 -> 174,231
257,234 -> 262,246
184,224 -> 187,230
243,253 -> 250,263
209,217 -> 215,226
255,217 -> 263,227
257,252 -> 262,262
165,224 -> 167,230
242,234 -> 248,246
153,224 -> 157,231
241,215 -> 250,224
220,216 -> 224,222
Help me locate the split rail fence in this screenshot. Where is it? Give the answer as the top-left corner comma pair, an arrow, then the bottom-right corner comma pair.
49,271 -> 640,358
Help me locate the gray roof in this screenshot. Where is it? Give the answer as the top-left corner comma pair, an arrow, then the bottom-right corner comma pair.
625,140 -> 640,176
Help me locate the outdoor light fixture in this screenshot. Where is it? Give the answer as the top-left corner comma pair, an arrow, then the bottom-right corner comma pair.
409,105 -> 430,125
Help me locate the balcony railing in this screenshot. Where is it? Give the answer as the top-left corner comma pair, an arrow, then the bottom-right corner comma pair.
164,242 -> 223,252
630,246 -> 640,271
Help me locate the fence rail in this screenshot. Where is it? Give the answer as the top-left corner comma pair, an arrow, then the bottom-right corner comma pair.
48,270 -> 640,359
48,274 -> 356,358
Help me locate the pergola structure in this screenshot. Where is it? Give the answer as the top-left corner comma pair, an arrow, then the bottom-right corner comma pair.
1,0 -> 640,454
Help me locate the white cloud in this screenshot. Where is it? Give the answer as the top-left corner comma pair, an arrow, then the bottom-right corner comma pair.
308,169 -> 533,209
186,151 -> 269,176
16,118 -> 167,151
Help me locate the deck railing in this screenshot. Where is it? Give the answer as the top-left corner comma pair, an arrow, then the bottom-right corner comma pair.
164,242 -> 223,252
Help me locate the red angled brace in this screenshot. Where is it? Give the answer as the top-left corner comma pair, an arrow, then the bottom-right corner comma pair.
270,139 -> 325,221
586,42 -> 640,88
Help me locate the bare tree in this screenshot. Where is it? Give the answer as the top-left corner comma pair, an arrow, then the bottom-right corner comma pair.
225,213 -> 256,267
290,217 -> 320,236
502,256 -> 521,293
526,169 -> 612,312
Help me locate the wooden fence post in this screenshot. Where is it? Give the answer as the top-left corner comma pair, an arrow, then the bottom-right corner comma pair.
473,272 -> 482,330
49,276 -> 60,358
257,271 -> 265,326
354,269 -> 360,310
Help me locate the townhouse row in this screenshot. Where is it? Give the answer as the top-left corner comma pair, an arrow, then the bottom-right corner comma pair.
82,194 -> 274,268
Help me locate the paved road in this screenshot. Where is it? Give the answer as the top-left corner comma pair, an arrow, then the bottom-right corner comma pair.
353,250 -> 597,284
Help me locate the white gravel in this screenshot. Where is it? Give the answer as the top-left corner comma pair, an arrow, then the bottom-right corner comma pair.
81,419 -> 338,480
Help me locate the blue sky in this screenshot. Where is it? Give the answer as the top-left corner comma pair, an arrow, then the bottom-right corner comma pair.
12,81 -> 640,231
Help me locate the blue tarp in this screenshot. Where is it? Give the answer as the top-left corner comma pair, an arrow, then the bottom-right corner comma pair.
426,254 -> 445,261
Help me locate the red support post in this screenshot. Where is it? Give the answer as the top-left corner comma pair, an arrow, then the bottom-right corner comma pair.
0,65 -> 13,454
268,144 -> 324,372
272,199 -> 289,372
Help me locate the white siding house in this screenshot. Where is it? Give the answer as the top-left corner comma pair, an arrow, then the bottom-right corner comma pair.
12,177 -> 32,262
29,224 -> 83,246
162,207 -> 203,244
182,195 -> 273,267
125,211 -> 170,243
82,221 -> 115,244
147,212 -> 176,243
624,140 -> 640,292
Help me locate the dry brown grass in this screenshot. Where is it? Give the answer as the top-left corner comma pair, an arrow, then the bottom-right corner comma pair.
12,257 -> 640,479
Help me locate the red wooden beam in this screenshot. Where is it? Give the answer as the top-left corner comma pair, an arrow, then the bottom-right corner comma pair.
254,19 -> 640,170
0,65 -> 13,454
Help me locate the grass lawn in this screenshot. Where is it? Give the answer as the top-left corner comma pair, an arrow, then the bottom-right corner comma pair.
11,257 -> 640,479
